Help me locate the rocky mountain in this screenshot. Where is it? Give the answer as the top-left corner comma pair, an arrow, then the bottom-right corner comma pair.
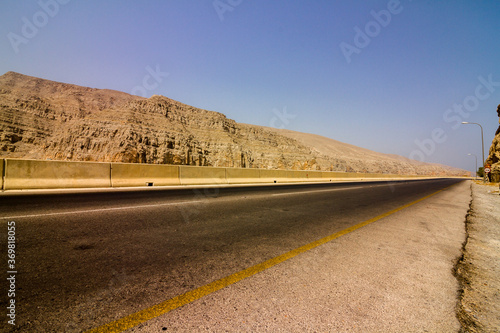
486,109 -> 500,182
0,71 -> 467,176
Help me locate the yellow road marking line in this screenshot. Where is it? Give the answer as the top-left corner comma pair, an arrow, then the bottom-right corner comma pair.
86,185 -> 453,333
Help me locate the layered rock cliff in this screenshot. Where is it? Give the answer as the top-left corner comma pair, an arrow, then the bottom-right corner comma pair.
486,112 -> 500,182
0,71 -> 468,176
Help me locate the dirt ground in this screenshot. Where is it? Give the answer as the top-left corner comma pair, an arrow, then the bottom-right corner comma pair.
455,181 -> 500,332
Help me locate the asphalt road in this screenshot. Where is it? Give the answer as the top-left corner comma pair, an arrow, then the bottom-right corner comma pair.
0,178 -> 464,332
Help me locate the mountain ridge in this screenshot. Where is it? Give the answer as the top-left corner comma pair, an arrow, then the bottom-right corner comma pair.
0,71 -> 468,176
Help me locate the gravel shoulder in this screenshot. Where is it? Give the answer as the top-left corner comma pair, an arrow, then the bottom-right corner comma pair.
455,181 -> 500,332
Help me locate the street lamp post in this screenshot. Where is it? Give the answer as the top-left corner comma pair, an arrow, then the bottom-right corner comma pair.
462,122 -> 485,180
467,153 -> 478,180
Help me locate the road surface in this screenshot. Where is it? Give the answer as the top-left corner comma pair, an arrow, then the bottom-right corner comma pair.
0,179 -> 466,332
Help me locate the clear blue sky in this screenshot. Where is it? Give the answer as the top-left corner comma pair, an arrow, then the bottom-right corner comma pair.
1,0 -> 499,172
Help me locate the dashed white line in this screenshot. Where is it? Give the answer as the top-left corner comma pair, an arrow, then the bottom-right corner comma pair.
0,200 -> 205,220
271,186 -> 362,196
1,182 -> 412,219
270,183 -> 406,197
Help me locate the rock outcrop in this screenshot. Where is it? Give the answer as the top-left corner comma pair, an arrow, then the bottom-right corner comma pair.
0,71 -> 468,176
487,135 -> 500,182
486,105 -> 500,182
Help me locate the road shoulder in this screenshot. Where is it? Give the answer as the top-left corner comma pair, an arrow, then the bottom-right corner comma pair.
455,182 -> 500,332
